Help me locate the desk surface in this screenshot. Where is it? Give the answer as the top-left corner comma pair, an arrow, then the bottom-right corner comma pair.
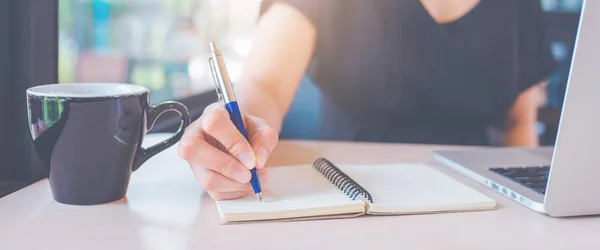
1,133 -> 599,250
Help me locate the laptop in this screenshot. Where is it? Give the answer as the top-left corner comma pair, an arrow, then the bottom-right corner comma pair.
433,0 -> 600,217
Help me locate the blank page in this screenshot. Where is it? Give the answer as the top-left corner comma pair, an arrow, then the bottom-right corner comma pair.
338,163 -> 496,214
214,165 -> 366,223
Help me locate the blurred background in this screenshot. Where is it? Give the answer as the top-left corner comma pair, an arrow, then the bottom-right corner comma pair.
58,0 -> 261,103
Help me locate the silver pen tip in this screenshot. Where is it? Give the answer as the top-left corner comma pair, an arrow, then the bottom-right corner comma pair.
257,193 -> 263,202
209,42 -> 220,55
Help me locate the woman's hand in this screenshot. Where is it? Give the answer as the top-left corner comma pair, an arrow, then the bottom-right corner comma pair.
178,102 -> 279,200
505,82 -> 545,147
176,0 -> 316,201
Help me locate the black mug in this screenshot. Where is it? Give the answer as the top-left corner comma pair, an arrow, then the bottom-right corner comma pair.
26,83 -> 191,205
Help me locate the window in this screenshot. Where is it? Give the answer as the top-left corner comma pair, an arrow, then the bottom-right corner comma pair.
58,0 -> 262,104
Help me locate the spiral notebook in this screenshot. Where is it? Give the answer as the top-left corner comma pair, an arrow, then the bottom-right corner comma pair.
214,158 -> 496,223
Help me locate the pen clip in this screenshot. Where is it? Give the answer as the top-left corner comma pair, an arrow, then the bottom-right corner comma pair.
208,57 -> 223,101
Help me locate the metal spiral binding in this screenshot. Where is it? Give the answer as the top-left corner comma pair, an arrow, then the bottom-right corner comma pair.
313,158 -> 373,203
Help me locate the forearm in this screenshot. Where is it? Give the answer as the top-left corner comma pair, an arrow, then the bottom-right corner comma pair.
228,1 -> 316,133
504,82 -> 545,147
504,123 -> 539,147
235,82 -> 289,133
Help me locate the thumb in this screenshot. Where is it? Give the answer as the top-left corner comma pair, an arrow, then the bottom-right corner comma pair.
246,116 -> 279,169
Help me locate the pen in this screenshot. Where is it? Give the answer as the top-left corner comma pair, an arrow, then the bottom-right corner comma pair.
208,41 -> 263,202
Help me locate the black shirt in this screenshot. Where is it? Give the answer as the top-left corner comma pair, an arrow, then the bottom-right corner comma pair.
260,0 -> 556,145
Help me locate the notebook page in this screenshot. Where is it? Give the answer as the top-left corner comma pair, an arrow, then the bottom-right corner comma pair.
338,163 -> 496,214
214,165 -> 366,222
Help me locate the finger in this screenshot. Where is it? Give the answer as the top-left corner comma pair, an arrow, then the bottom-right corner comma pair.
181,109 -> 207,137
258,168 -> 270,183
208,190 -> 252,201
178,134 -> 251,184
207,170 -> 270,201
192,165 -> 251,193
247,116 -> 279,169
201,103 -> 256,169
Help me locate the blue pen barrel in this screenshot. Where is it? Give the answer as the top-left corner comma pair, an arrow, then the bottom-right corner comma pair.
225,101 -> 262,194
225,101 -> 248,139
249,168 -> 261,193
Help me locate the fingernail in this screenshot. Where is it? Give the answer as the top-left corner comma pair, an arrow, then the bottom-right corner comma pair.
232,170 -> 251,183
256,147 -> 269,169
238,152 -> 255,169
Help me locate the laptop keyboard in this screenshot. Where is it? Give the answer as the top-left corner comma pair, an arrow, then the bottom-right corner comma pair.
489,166 -> 550,194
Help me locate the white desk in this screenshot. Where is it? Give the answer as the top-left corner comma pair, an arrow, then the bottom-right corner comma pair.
1,133 -> 599,250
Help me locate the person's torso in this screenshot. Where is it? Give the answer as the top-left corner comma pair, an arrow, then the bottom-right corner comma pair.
308,0 -> 525,145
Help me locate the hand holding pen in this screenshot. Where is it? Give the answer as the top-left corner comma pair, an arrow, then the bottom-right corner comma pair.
177,42 -> 278,201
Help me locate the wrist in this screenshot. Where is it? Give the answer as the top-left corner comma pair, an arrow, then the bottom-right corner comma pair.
504,123 -> 539,147
235,83 -> 285,132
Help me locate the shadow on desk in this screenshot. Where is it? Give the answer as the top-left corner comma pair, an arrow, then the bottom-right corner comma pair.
0,181 -> 28,198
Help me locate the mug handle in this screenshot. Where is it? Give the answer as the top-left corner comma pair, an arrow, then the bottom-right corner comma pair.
133,101 -> 191,171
